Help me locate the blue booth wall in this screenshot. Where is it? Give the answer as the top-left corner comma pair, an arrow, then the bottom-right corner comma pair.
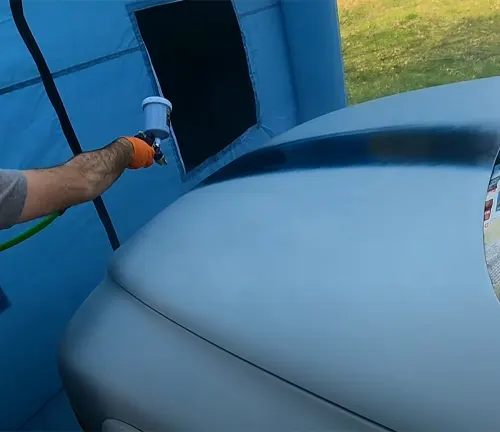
0,0 -> 345,429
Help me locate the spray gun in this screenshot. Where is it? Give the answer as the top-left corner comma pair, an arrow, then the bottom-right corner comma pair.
135,96 -> 173,166
134,131 -> 168,166
0,96 -> 173,261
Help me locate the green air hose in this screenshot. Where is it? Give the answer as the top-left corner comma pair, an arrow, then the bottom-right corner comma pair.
0,212 -> 62,252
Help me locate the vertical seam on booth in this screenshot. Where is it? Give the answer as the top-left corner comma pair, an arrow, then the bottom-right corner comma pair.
127,0 -> 263,183
173,1 -> 263,183
126,0 -> 162,96
236,8 -> 261,129
10,0 -> 120,251
333,0 -> 348,108
126,0 -> 187,179
277,0 -> 301,126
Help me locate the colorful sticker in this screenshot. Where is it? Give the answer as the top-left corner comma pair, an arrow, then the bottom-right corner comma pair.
485,199 -> 493,221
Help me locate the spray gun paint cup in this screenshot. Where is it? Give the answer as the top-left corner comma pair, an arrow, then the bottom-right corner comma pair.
142,96 -> 172,166
142,96 -> 172,140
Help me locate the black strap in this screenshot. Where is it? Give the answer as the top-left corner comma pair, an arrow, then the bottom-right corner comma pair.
9,0 -> 120,250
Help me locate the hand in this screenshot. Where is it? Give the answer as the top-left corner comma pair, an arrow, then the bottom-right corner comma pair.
123,136 -> 155,169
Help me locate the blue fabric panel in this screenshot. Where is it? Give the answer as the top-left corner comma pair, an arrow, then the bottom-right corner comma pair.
23,0 -> 138,73
55,50 -> 185,242
0,84 -> 114,430
0,1 -> 327,427
21,391 -> 80,431
232,0 -> 277,16
0,1 -> 37,90
0,0 -> 138,90
55,50 -> 274,240
0,85 -> 67,169
280,0 -> 346,123
0,0 -> 280,89
238,5 -> 297,137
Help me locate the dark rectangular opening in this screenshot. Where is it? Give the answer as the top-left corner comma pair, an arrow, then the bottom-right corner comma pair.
135,0 -> 257,172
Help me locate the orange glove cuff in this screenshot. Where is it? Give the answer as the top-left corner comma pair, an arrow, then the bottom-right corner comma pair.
123,137 -> 155,169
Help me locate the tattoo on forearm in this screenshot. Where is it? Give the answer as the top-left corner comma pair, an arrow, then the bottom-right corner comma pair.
66,138 -> 133,194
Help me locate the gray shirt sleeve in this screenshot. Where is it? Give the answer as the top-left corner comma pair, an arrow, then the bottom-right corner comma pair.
0,170 -> 27,229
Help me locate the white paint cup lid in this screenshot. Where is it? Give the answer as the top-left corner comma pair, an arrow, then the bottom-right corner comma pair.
142,96 -> 172,111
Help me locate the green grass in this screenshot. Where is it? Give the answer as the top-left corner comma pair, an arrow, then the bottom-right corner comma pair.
338,0 -> 500,104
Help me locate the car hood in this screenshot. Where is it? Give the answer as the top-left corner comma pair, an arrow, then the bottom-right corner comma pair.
109,127 -> 500,430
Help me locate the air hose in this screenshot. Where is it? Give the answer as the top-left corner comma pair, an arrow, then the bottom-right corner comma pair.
0,212 -> 62,252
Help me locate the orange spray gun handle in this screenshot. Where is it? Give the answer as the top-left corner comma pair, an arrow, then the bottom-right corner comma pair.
134,131 -> 167,166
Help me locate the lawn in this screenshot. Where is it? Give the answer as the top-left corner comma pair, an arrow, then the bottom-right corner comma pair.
338,0 -> 500,104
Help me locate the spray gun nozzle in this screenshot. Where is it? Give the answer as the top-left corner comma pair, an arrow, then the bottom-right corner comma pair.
134,131 -> 168,166
153,137 -> 168,165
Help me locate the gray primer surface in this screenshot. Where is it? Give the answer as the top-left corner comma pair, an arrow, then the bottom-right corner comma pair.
107,127 -> 500,430
271,76 -> 500,146
60,280 -> 383,431
61,78 -> 500,430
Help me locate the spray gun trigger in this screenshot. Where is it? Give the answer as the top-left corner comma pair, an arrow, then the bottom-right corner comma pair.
134,131 -> 167,166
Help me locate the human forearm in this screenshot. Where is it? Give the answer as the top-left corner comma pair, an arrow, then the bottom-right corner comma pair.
64,138 -> 133,201
0,134 -> 155,228
18,138 -> 138,224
